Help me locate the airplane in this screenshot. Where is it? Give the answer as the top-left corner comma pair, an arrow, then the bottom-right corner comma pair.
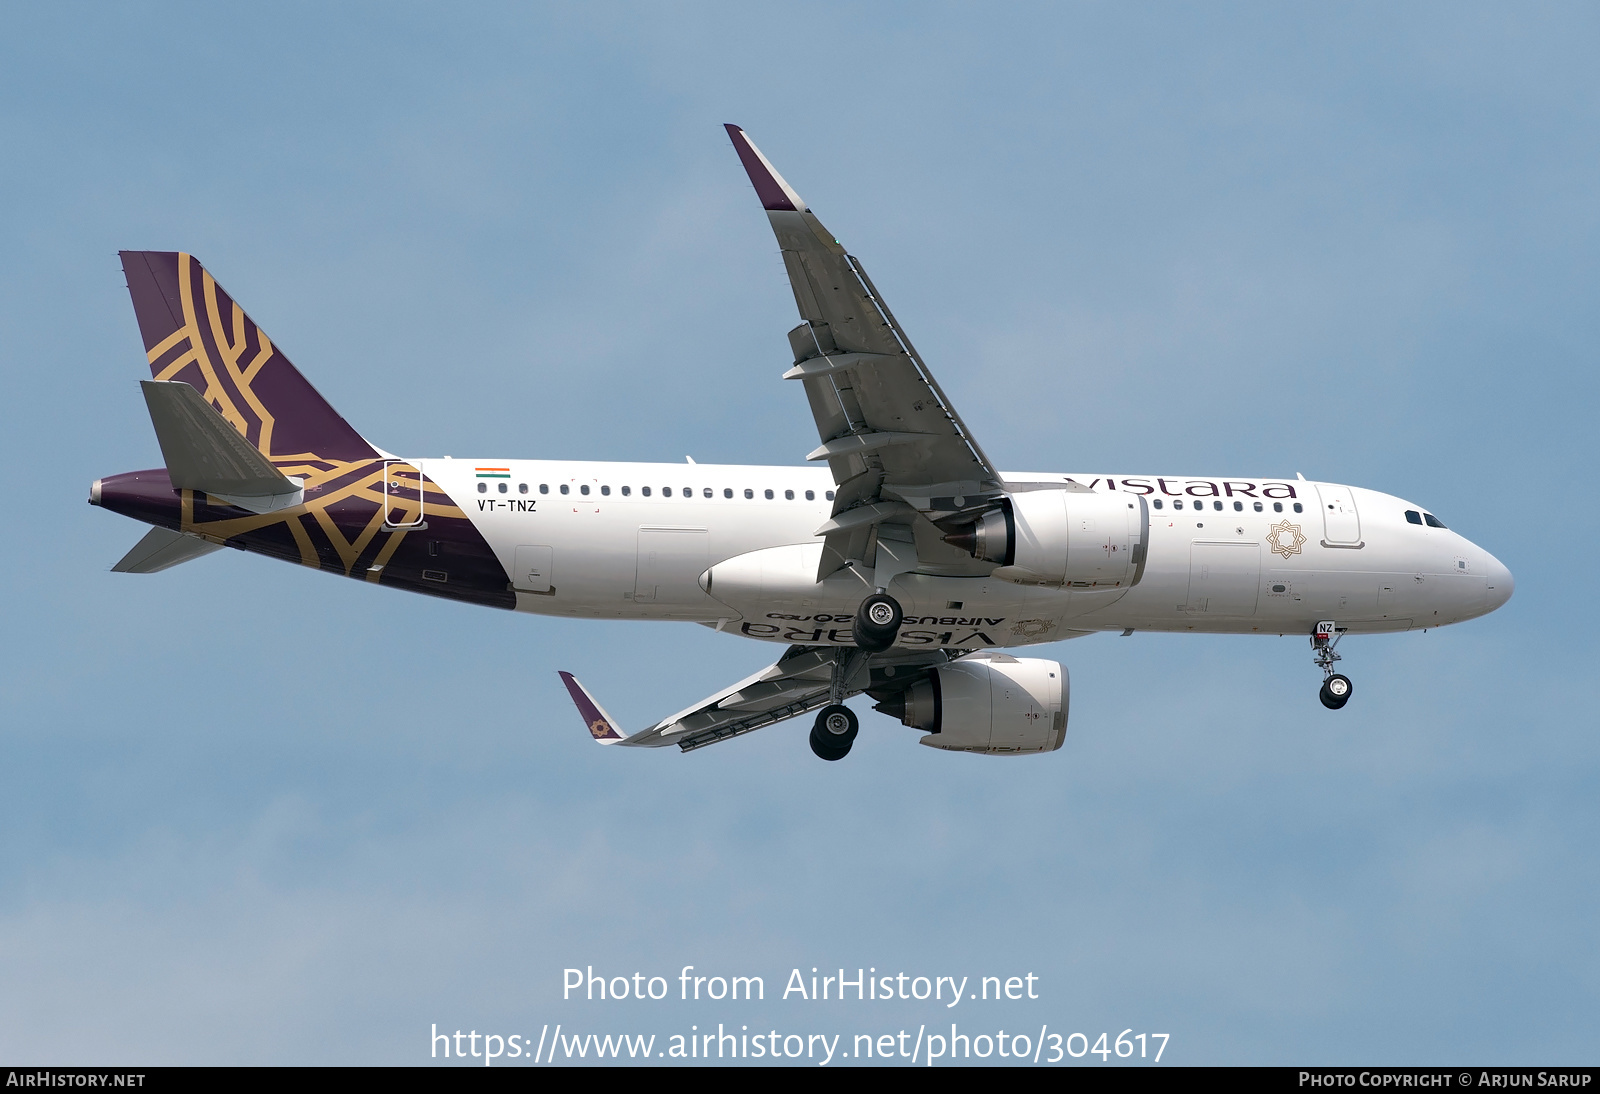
90,124 -> 1513,761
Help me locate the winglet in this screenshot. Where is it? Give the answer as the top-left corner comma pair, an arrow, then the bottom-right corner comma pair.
558,671 -> 626,744
724,124 -> 806,212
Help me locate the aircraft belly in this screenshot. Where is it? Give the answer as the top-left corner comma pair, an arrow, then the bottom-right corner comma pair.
717,561 -> 1074,649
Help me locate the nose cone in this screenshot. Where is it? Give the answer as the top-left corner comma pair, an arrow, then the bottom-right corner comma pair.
1484,552 -> 1514,612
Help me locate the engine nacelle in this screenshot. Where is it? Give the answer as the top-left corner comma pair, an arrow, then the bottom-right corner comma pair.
884,654 -> 1068,756
948,489 -> 1147,589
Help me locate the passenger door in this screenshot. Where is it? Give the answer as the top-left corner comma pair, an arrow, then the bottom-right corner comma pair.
381,460 -> 426,529
1316,484 -> 1362,546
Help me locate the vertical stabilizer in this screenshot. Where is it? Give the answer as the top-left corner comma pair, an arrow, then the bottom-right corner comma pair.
119,251 -> 378,463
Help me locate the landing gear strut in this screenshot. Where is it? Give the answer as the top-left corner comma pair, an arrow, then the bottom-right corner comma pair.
854,593 -> 903,653
1312,620 -> 1353,710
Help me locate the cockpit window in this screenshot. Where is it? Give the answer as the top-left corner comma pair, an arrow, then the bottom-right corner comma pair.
1424,513 -> 1447,529
1405,510 -> 1423,525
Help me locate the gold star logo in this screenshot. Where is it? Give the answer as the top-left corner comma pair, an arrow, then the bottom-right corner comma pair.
1266,520 -> 1307,559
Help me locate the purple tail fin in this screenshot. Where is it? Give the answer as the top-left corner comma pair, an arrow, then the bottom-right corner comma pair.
119,251 -> 378,463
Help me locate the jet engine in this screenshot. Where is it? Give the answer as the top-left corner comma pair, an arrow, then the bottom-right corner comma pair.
945,490 -> 1148,589
874,653 -> 1068,755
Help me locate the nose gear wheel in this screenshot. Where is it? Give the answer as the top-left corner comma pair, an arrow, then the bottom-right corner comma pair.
1311,620 -> 1353,709
1319,673 -> 1353,710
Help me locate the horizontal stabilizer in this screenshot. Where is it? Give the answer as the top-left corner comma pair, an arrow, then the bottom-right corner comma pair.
140,380 -> 304,513
111,526 -> 224,573
558,671 -> 626,744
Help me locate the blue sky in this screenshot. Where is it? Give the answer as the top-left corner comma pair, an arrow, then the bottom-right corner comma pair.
1,2 -> 1595,1065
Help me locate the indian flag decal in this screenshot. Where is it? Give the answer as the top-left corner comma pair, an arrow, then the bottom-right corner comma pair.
475,467 -> 511,478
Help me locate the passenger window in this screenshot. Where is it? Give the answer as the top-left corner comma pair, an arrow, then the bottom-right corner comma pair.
601,485 -> 610,496
1405,510 -> 1423,525
621,486 -> 631,497
1272,502 -> 1282,512
703,488 -> 713,498
477,482 -> 487,493
1233,501 -> 1243,511
1153,499 -> 1163,509
1209,500 -> 1219,511
764,489 -> 774,500
826,490 -> 835,501
662,487 -> 672,497
1424,513 -> 1447,529
724,488 -> 733,499
683,486 -> 691,496
560,484 -> 569,495
1253,501 -> 1263,512
539,484 -> 549,495
744,488 -> 753,499
580,485 -> 590,496
1293,502 -> 1303,513
805,490 -> 815,501
519,483 -> 528,494
498,482 -> 508,494
786,489 -> 794,500
642,486 -> 651,497
1174,499 -> 1184,510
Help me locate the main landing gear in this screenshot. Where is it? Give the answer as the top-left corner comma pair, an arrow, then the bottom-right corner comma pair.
854,593 -> 903,653
1312,620 -> 1354,710
804,593 -> 905,760
809,704 -> 859,761
810,647 -> 867,760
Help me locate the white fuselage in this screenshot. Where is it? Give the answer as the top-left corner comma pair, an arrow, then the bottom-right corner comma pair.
425,459 -> 1512,650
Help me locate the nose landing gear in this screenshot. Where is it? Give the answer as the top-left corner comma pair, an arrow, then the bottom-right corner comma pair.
1312,620 -> 1353,709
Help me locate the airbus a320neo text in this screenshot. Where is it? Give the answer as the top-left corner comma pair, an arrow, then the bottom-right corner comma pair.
91,125 -> 1512,760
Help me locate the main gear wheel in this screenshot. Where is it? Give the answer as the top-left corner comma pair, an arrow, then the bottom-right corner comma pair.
809,703 -> 859,760
853,593 -> 903,653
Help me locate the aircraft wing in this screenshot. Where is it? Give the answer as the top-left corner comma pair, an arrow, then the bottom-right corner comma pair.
560,645 -> 953,753
725,125 -> 1005,579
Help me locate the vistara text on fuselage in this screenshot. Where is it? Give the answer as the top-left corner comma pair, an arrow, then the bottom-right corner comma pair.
90,125 -> 1512,760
